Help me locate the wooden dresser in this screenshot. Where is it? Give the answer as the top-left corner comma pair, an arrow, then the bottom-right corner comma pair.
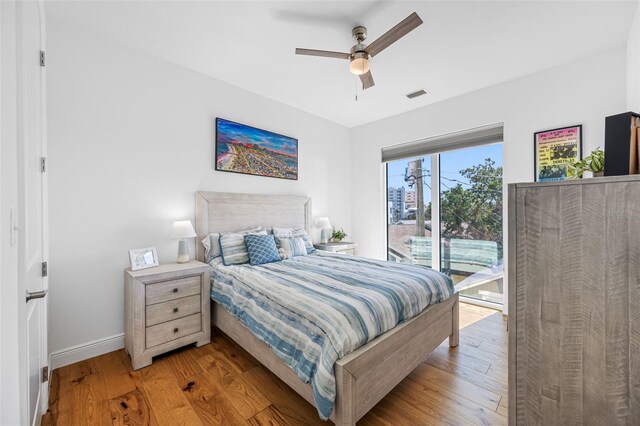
508,176 -> 640,425
124,261 -> 210,369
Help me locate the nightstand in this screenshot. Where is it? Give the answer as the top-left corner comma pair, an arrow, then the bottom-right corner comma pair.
313,242 -> 358,255
124,261 -> 210,370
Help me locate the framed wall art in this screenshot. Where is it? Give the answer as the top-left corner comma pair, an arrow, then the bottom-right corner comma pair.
215,118 -> 298,180
534,124 -> 582,182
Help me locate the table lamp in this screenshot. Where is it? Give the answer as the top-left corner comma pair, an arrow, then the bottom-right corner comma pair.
316,217 -> 332,244
170,220 -> 197,263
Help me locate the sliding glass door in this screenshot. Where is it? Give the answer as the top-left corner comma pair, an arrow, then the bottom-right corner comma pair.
386,157 -> 432,266
386,143 -> 504,305
439,144 -> 503,304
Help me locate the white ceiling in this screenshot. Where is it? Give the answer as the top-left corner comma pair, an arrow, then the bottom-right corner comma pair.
45,1 -> 637,128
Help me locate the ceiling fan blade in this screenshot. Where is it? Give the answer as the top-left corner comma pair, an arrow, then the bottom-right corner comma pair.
365,12 -> 423,57
360,70 -> 375,89
295,48 -> 350,60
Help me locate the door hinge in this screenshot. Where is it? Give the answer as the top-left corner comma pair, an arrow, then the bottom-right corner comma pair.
40,51 -> 45,67
41,262 -> 48,277
41,157 -> 46,172
42,366 -> 49,383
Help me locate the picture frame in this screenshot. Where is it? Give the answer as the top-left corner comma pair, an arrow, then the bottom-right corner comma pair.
215,117 -> 298,180
534,124 -> 582,182
128,247 -> 159,271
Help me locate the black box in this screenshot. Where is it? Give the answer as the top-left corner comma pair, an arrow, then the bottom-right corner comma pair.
604,111 -> 640,176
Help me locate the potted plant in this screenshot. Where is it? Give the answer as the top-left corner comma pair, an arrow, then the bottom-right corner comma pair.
568,147 -> 605,178
331,228 -> 347,242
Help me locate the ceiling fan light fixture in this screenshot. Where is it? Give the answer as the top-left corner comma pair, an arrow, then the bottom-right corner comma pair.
349,52 -> 370,75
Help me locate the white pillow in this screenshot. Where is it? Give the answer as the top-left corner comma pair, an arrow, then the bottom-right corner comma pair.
280,237 -> 308,258
201,226 -> 261,263
273,227 -> 315,254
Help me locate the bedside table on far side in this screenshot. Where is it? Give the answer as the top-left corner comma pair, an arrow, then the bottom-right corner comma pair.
124,261 -> 210,370
314,242 -> 358,255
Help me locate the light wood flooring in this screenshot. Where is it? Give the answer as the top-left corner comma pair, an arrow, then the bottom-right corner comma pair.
43,303 -> 507,425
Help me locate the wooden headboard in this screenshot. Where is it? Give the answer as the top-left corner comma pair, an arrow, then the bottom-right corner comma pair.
194,191 -> 312,262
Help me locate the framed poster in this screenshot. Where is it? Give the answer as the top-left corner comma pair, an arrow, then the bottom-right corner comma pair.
534,125 -> 582,182
215,118 -> 298,180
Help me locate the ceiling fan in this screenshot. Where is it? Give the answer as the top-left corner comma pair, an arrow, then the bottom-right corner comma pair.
295,12 -> 423,90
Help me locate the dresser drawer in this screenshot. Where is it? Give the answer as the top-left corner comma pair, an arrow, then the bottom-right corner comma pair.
145,294 -> 201,327
145,276 -> 201,305
145,313 -> 202,348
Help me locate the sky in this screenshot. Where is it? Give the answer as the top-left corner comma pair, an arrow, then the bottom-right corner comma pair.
217,118 -> 297,155
387,143 -> 503,198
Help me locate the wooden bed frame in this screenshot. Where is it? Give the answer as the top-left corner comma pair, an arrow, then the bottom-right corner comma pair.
195,191 -> 459,426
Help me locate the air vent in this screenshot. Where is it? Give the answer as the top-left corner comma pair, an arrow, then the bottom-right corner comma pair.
406,89 -> 427,99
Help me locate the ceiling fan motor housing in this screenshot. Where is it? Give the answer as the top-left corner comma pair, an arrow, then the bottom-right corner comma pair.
352,26 -> 368,43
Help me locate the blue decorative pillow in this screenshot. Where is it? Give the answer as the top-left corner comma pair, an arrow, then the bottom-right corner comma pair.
244,234 -> 281,265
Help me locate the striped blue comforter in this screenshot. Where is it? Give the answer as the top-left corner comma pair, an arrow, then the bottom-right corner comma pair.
210,251 -> 455,420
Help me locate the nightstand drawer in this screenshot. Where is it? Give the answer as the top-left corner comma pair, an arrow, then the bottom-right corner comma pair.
145,294 -> 201,327
146,276 -> 200,305
146,313 -> 202,348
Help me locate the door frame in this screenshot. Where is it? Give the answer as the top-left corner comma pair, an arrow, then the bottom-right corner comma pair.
13,0 -> 48,424
0,1 -> 24,424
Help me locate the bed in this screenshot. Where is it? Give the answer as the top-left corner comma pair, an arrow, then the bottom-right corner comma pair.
195,191 -> 459,426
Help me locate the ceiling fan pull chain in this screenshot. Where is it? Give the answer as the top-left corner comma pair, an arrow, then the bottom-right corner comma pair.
355,76 -> 359,102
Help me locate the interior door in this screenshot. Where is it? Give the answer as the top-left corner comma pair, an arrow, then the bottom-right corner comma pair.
17,1 -> 48,425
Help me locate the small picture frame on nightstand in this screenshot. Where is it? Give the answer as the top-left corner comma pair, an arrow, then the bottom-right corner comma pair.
129,247 -> 159,271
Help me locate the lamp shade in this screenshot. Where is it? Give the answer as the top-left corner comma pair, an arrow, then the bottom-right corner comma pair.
316,217 -> 332,229
170,220 -> 196,239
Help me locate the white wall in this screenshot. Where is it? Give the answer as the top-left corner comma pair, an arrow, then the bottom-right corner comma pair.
628,0 -> 640,111
47,20 -> 352,358
350,48 -> 627,270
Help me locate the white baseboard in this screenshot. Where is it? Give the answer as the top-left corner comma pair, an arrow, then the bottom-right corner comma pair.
50,333 -> 124,370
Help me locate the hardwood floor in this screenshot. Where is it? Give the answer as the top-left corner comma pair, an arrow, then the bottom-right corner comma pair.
43,303 -> 507,425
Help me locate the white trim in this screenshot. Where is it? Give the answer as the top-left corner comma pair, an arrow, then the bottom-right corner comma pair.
50,333 -> 124,370
460,295 -> 504,312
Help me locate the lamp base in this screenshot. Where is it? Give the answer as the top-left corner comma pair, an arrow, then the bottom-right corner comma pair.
176,239 -> 190,263
320,229 -> 330,244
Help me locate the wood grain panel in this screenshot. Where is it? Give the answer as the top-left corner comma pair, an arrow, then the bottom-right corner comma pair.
538,186 -> 561,424
146,295 -> 201,326
628,182 -> 640,421
109,389 -> 158,426
145,276 -> 200,305
145,314 -> 202,348
179,373 -> 246,425
509,176 -> 640,425
582,182 -> 607,425
523,187 -> 544,424
195,192 -> 312,262
139,360 -> 203,426
558,184 -> 583,424
604,182 -> 631,423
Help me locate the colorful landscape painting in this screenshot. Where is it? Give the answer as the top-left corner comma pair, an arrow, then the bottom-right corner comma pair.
215,118 -> 298,180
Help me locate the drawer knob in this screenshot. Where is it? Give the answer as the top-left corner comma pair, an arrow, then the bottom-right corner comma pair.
173,307 -> 179,313
172,288 -> 178,293
173,327 -> 179,333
